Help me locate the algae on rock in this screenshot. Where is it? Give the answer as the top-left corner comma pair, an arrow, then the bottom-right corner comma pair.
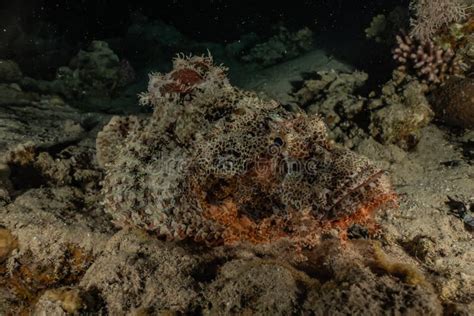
369,75 -> 434,150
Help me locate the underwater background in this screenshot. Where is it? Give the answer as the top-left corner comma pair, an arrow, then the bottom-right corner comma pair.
0,0 -> 473,314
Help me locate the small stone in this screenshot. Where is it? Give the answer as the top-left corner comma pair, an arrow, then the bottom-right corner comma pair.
0,227 -> 17,262
36,287 -> 84,314
403,235 -> 436,262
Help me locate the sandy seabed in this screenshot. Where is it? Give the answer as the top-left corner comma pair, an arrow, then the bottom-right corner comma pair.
0,50 -> 473,315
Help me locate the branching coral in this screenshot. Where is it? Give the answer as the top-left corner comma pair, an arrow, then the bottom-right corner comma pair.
393,34 -> 464,84
409,0 -> 469,41
97,54 -> 396,252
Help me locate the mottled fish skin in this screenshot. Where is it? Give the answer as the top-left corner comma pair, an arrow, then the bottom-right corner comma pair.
195,111 -> 393,220
99,54 -> 396,248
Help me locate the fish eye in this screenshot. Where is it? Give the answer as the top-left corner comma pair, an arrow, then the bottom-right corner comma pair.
273,137 -> 284,147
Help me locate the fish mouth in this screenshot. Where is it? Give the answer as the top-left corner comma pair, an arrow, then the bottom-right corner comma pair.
324,169 -> 394,219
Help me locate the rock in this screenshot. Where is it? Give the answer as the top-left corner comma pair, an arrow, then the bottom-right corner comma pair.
355,137 -> 407,170
431,77 -> 474,129
369,77 -> 433,150
79,231 -> 200,314
0,83 -> 38,105
293,69 -> 369,147
0,227 -> 17,262
34,287 -> 84,315
0,185 -> 112,314
302,242 -> 442,315
204,259 -> 301,315
0,97 -> 91,157
0,60 -> 23,83
0,162 -> 12,202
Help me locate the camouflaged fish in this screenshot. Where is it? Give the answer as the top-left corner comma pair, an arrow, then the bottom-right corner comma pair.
97,54 -> 396,248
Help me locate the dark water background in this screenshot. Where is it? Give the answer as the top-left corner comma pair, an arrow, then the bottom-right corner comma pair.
0,0 -> 408,77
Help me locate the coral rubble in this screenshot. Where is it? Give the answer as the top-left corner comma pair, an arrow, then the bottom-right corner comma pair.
97,54 -> 395,251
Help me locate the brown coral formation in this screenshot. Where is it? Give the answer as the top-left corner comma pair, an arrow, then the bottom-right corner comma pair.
393,34 -> 464,85
98,54 -> 396,252
369,74 -> 434,150
431,76 -> 474,129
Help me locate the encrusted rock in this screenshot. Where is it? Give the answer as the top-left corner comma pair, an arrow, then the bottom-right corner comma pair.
431,76 -> 474,129
0,98 -> 86,157
369,76 -> 434,150
204,259 -> 301,314
79,230 -> 200,314
293,69 -> 369,147
303,242 -> 443,315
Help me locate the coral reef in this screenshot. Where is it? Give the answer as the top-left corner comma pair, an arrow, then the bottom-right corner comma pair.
409,0 -> 469,41
21,41 -> 134,106
369,74 -> 434,149
1,52 -> 473,314
431,76 -> 474,129
241,26 -> 313,66
292,68 -> 436,151
393,34 -> 464,85
426,16 -> 474,74
293,70 -> 369,148
365,7 -> 409,45
98,54 -> 395,251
